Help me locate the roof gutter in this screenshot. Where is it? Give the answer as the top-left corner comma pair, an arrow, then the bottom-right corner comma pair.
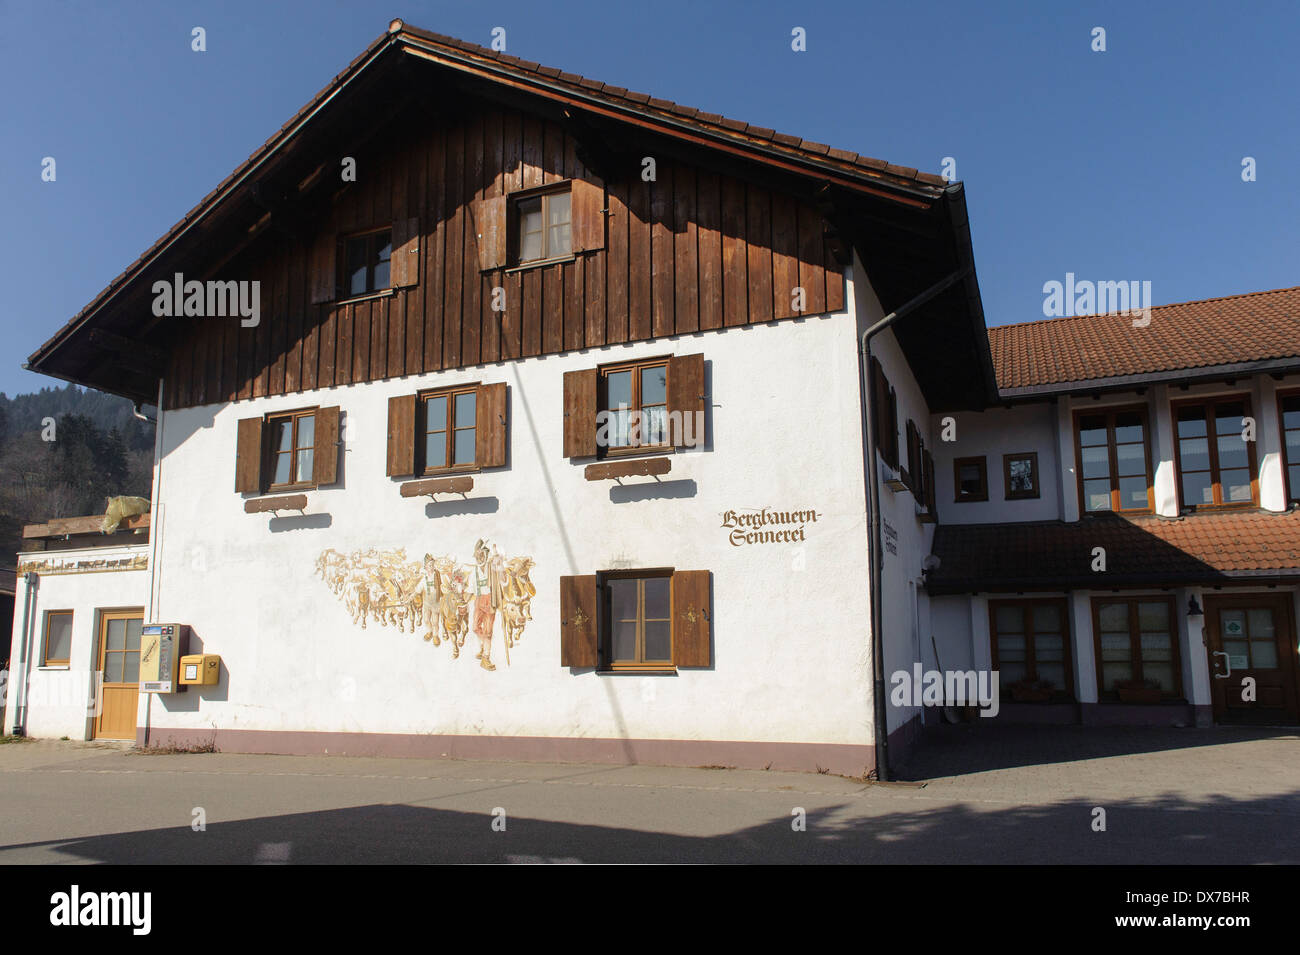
859,265 -> 970,781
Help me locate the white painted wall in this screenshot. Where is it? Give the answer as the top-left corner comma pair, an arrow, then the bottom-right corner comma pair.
930,403 -> 1061,525
4,548 -> 150,739
851,253 -> 936,734
144,294 -> 879,749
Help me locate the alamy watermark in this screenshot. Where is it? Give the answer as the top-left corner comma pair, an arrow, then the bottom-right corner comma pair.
889,664 -> 1000,717
151,272 -> 260,327
1042,272 -> 1152,327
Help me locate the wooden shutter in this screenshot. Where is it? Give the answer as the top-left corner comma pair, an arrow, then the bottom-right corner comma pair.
390,217 -> 420,288
560,575 -> 598,667
871,358 -> 891,464
671,570 -> 712,667
571,178 -> 606,253
667,352 -> 706,449
309,233 -> 337,304
313,406 -> 341,486
473,196 -> 508,271
386,394 -> 416,477
923,447 -> 936,513
475,382 -> 508,468
235,416 -> 263,493
562,367 -> 597,458
887,389 -> 899,468
904,420 -> 919,489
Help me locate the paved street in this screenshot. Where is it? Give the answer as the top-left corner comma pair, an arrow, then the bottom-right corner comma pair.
0,726 -> 1296,863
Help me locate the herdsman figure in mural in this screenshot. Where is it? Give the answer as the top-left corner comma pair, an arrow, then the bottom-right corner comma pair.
472,539 -> 505,671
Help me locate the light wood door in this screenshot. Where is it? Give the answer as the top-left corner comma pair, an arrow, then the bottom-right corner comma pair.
1204,595 -> 1299,724
95,611 -> 143,740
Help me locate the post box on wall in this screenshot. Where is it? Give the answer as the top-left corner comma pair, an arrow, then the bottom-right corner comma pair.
179,654 -> 221,686
140,623 -> 190,693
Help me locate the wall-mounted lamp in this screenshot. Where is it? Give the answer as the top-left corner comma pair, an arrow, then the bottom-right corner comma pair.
1187,596 -> 1204,618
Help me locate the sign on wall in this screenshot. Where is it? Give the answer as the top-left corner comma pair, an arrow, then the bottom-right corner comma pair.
721,508 -> 819,547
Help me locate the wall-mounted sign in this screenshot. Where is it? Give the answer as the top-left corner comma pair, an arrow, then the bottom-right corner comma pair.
16,552 -> 148,576
721,508 -> 819,547
883,520 -> 898,556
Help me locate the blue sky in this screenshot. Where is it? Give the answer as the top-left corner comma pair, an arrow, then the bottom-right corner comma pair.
3,0 -> 1297,397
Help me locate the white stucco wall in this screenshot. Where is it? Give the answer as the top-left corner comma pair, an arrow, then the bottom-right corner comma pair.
930,403 -> 1062,525
4,547 -> 150,739
144,292 -> 878,749
851,253 -> 936,734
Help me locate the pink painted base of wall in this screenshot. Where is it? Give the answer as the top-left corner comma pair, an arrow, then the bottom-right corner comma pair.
135,726 -> 876,777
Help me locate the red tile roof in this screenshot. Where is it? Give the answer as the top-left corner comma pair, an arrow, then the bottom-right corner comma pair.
988,286 -> 1300,392
927,510 -> 1300,593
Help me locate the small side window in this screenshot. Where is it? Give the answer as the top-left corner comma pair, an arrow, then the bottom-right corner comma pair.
512,187 -> 571,266
954,456 -> 988,503
1004,452 -> 1040,500
43,610 -> 73,667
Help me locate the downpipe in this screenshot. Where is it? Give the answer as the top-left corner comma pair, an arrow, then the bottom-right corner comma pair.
11,571 -> 39,735
859,266 -> 970,781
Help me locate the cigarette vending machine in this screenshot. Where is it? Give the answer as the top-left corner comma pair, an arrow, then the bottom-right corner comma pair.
139,623 -> 190,693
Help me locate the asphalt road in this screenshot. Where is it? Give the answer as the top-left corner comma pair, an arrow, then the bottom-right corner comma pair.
0,726 -> 1296,863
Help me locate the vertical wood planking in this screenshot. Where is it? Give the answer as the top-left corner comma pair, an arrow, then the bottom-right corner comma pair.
388,141 -> 409,378
824,239 -> 846,313
461,113 -> 484,368
604,177 -> 628,345
720,175 -> 748,327
539,122 -> 564,354
499,110 -> 523,361
442,123 -> 465,369
405,126 -> 428,375
369,156 -> 390,381
423,126 -> 446,374
796,201 -> 826,316
285,245 -> 304,393
650,163 -> 674,339
746,185 -> 774,324
770,192 -> 800,321
696,169 -> 723,332
480,109 -> 504,364
301,239 -> 320,392
673,164 -> 699,335
565,135 -> 592,351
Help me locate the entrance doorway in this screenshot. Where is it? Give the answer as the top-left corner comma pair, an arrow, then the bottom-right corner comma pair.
1203,595 -> 1299,724
94,611 -> 143,740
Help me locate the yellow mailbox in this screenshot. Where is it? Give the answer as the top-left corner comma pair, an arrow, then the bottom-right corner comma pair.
179,654 -> 221,686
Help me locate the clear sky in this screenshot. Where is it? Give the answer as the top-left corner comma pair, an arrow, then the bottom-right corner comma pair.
3,0 -> 1297,397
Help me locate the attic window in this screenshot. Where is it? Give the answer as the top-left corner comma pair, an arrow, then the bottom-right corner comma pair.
342,229 -> 392,297
514,188 -> 571,265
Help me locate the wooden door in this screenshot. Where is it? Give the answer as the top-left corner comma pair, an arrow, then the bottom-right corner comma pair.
1204,595 -> 1299,724
95,611 -> 143,740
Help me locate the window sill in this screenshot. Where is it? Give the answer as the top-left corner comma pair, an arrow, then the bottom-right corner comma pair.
597,667 -> 678,675
244,493 -> 310,514
505,254 -> 576,274
584,456 -> 672,482
37,665 -> 70,671
335,288 -> 396,306
399,475 -> 474,498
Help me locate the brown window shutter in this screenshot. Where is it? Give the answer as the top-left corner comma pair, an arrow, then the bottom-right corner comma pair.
887,388 -> 899,468
235,416 -> 264,493
560,575 -> 598,667
671,570 -> 712,667
871,358 -> 892,465
923,447 -> 936,513
667,352 -> 706,449
570,178 -> 606,253
562,367 -> 597,458
313,406 -> 341,486
309,233 -> 338,304
390,217 -> 420,288
386,394 -> 416,477
473,196 -> 508,271
475,382 -> 508,468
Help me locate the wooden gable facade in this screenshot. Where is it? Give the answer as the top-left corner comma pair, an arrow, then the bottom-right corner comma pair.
163,99 -> 845,412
